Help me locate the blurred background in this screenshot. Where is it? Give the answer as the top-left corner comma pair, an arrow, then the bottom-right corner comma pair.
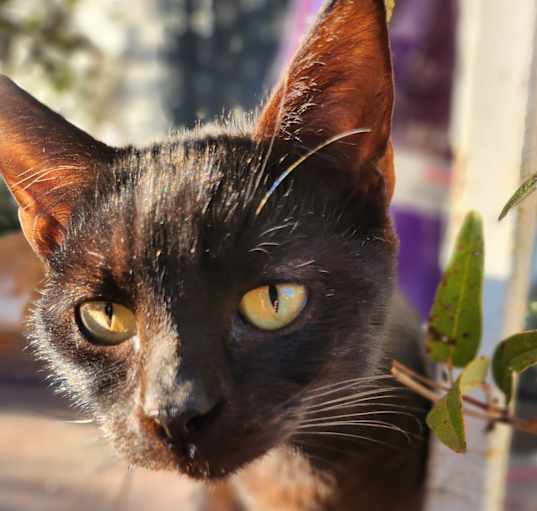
0,0 -> 536,510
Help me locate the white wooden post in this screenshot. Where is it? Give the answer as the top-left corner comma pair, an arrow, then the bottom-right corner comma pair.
424,1 -> 537,510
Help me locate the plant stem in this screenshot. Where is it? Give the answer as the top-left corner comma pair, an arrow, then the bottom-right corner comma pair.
391,360 -> 537,436
392,360 -> 507,415
390,366 -> 440,403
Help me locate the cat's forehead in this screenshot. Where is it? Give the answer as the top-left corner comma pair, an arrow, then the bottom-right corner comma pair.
61,133 -> 273,270
56,140 -> 324,308
57,126 -> 390,288
131,133 -> 263,209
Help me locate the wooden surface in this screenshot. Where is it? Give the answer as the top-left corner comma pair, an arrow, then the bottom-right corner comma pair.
0,232 -> 42,363
0,364 -> 200,510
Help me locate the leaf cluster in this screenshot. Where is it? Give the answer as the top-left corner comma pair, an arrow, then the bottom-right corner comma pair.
397,204 -> 537,452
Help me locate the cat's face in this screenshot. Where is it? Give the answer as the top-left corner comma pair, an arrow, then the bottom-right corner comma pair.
0,0 -> 396,479
33,134 -> 395,477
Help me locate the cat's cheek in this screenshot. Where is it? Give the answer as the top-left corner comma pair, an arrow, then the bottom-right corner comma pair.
39,310 -> 140,409
100,408 -> 181,471
89,368 -> 181,470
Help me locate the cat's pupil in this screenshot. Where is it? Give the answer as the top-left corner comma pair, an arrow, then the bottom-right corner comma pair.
268,285 -> 279,313
104,303 -> 114,327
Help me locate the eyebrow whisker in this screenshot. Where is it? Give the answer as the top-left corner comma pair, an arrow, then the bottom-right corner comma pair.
255,128 -> 371,215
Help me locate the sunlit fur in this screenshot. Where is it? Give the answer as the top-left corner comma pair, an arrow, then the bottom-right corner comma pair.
0,1 -> 431,509
28,121 -> 414,480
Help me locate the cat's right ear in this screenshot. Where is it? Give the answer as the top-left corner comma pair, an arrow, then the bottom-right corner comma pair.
0,75 -> 117,261
254,0 -> 395,204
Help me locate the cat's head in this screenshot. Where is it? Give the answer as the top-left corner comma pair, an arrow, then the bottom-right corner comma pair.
0,0 -> 397,478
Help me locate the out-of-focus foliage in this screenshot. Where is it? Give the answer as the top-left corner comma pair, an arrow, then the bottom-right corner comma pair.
0,0 -> 96,91
0,0 -> 101,234
385,0 -> 396,21
0,185 -> 17,233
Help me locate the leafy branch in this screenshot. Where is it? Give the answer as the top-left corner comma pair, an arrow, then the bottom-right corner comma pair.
394,206 -> 537,453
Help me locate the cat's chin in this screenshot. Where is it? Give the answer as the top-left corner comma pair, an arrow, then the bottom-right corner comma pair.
174,457 -> 243,481
115,424 -> 281,481
127,445 -> 267,481
166,435 -> 279,481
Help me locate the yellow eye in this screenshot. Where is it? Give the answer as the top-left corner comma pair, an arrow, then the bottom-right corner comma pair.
239,284 -> 307,331
78,301 -> 137,345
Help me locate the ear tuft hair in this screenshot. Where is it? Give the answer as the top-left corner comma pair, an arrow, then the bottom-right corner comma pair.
255,0 -> 395,202
0,75 -> 117,259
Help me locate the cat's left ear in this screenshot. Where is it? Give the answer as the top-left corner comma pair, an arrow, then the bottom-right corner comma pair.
0,75 -> 117,260
254,0 -> 395,203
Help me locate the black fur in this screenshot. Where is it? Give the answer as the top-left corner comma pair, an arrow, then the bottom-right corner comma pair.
0,2 -> 429,508
30,125 -> 403,478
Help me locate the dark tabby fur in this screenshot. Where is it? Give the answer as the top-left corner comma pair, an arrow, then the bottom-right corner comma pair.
0,1 -> 428,510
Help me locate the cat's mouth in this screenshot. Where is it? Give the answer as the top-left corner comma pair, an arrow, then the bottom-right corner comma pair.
162,427 -> 283,480
118,412 -> 285,480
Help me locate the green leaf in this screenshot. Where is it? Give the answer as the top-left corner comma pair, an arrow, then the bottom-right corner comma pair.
492,331 -> 537,402
426,212 -> 484,367
458,356 -> 490,390
499,172 -> 537,221
426,383 -> 465,452
426,357 -> 489,453
385,0 -> 396,22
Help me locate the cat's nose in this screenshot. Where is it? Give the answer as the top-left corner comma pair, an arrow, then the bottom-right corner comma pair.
149,379 -> 225,452
163,397 -> 223,437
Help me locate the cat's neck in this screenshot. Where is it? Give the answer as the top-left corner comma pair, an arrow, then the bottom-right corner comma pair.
232,442 -> 425,511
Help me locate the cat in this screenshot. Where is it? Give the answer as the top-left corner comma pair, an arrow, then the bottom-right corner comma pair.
0,1 -> 428,510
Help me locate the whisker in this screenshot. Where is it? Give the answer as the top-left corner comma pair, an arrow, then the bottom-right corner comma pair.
267,375 -> 412,429
305,374 -> 394,394
301,403 -> 426,438
293,431 -> 401,451
295,259 -> 316,269
301,409 -> 426,436
62,418 -> 95,425
308,402 -> 427,414
256,127 -> 371,215
302,375 -> 395,402
254,73 -> 290,196
296,420 -> 412,442
26,410 -> 95,425
266,376 -> 392,416
258,221 -> 297,239
303,393 -> 412,415
299,410 -> 421,424
305,387 -> 408,410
